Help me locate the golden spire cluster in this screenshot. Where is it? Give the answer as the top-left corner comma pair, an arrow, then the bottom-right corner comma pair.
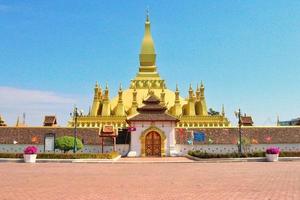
70,13 -> 231,128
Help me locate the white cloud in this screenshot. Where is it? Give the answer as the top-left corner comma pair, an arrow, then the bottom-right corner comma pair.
0,86 -> 80,126
0,86 -> 75,105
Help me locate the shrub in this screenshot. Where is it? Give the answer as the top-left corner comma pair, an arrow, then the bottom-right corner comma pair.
37,152 -> 119,159
55,136 -> 83,153
0,152 -> 120,159
0,153 -> 23,158
24,146 -> 38,154
188,150 -> 289,159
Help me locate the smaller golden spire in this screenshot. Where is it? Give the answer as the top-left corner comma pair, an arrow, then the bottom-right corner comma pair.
104,83 -> 109,100
98,85 -> 102,99
200,81 -> 205,96
196,83 -> 201,100
94,82 -> 99,100
189,84 -> 194,99
174,83 -> 180,103
222,104 -> 225,116
118,83 -> 123,103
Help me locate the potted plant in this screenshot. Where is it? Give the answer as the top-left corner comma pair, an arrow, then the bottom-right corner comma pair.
23,146 -> 38,163
265,147 -> 280,162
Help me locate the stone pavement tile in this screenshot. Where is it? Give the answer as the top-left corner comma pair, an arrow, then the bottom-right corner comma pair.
0,162 -> 299,200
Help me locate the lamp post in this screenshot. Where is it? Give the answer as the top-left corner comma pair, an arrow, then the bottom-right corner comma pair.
70,106 -> 83,153
235,108 -> 242,156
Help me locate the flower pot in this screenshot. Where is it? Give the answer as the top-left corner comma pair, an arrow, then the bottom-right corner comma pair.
266,153 -> 279,162
23,154 -> 37,163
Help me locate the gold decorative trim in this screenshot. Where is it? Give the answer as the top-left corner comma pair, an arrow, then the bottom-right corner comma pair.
139,126 -> 166,157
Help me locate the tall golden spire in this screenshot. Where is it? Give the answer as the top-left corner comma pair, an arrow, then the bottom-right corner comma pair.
131,11 -> 163,89
138,9 -> 159,77
140,10 -> 156,67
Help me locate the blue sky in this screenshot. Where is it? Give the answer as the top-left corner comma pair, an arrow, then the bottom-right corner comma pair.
0,0 -> 300,126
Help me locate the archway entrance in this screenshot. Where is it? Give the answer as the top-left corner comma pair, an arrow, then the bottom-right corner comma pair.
145,131 -> 161,157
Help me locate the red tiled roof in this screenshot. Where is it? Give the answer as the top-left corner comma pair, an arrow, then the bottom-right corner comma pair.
241,116 -> 253,125
127,95 -> 178,122
43,116 -> 57,126
128,112 -> 178,121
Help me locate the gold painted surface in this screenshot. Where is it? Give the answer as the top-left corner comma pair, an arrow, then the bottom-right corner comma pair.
110,88 -> 186,112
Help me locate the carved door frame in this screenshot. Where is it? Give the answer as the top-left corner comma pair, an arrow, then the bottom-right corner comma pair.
140,126 -> 166,157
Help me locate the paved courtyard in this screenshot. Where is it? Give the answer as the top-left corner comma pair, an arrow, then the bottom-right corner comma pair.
0,160 -> 299,200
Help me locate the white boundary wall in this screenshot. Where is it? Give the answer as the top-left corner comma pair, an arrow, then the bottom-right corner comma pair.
1,144 -> 299,156
0,144 -> 130,156
175,144 -> 300,155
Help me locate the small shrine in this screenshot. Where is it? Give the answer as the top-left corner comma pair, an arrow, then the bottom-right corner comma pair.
99,125 -> 118,153
126,94 -> 179,157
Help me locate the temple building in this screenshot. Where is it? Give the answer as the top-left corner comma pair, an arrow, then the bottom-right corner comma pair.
0,115 -> 7,127
69,14 -> 230,129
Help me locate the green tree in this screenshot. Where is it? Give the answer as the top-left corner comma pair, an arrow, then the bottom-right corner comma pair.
55,136 -> 83,153
208,108 -> 220,116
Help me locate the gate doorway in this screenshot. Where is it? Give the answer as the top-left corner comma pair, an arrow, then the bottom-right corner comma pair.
145,131 -> 161,157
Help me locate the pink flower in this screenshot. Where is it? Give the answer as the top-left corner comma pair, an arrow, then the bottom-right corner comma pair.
24,146 -> 38,154
266,147 -> 280,154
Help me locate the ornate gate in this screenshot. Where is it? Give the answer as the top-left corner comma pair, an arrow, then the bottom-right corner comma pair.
145,131 -> 161,157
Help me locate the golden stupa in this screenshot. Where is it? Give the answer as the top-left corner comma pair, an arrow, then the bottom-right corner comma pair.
69,14 -> 230,128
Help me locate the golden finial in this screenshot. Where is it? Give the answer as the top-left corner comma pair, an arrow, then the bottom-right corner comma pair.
200,80 -> 204,87
189,83 -> 193,91
146,7 -> 149,22
95,81 -> 99,88
119,83 -> 122,91
105,82 -> 108,90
